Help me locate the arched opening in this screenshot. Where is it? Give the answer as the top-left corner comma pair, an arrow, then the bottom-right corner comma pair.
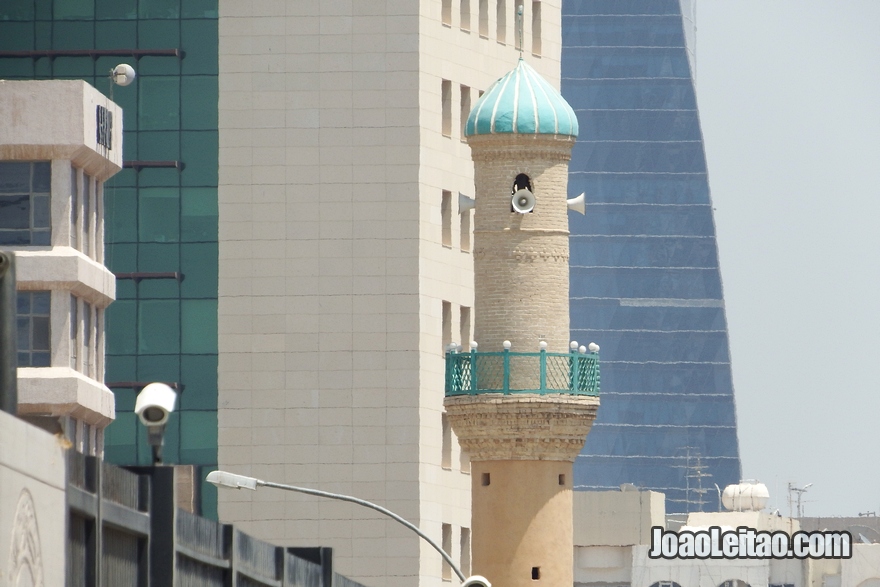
649,581 -> 683,587
511,173 -> 532,195
719,580 -> 750,587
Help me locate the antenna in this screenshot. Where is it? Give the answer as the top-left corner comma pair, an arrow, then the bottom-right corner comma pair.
516,4 -> 524,55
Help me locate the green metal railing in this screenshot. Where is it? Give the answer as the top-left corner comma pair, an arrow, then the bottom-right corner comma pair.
445,349 -> 600,396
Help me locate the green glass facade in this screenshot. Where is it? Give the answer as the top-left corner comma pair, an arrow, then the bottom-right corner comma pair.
0,0 -> 220,518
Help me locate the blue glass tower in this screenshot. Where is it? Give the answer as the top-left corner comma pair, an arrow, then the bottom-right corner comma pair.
562,0 -> 741,513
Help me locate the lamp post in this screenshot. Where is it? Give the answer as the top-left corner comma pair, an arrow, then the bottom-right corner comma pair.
206,471 -> 489,586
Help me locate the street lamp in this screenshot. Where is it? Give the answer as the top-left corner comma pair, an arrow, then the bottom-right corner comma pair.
206,470 -> 490,587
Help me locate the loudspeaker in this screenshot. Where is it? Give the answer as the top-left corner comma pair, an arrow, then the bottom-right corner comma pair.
511,189 -> 535,214
567,192 -> 585,215
459,193 -> 475,213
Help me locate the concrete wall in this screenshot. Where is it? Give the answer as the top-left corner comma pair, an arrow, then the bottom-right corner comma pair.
0,411 -> 66,586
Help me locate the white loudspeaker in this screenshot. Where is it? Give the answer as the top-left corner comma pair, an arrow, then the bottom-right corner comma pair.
459,193 -> 475,213
462,576 -> 492,587
511,189 -> 536,214
567,192 -> 585,215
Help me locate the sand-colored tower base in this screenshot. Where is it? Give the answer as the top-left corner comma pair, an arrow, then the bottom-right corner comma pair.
445,394 -> 599,587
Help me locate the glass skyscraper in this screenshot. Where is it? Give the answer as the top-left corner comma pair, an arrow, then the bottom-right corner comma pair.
562,0 -> 741,513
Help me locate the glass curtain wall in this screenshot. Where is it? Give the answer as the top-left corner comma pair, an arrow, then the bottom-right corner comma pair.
0,0 -> 220,518
561,0 -> 741,513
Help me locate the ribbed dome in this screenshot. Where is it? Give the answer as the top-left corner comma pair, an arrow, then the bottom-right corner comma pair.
465,58 -> 578,138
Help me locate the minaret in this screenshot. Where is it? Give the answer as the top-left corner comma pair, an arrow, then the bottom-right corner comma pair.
444,59 -> 600,587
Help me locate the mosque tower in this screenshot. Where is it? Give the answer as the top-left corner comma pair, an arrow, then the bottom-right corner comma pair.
443,58 -> 600,587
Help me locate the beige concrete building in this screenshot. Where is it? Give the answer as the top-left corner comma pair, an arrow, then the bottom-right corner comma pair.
216,1 -> 564,585
0,79 -> 121,455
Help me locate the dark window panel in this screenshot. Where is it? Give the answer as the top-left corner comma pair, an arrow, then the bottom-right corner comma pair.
137,242 -> 180,298
95,0 -> 137,20
562,78 -> 696,110
570,267 -> 723,299
51,22 -> 95,50
139,76 -> 181,130
53,0 -> 95,20
104,187 -> 138,244
179,411 -> 217,463
0,57 -> 34,77
570,141 -> 707,173
570,301 -> 728,331
105,354 -> 136,385
0,22 -> 35,51
0,162 -> 31,192
562,15 -> 685,48
563,47 -> 691,79
181,75 -> 218,130
0,0 -> 35,21
52,56 -> 94,78
570,204 -> 715,237
180,242 -> 218,298
137,168 -> 180,187
596,393 -> 738,426
570,235 -> 719,268
138,187 -> 180,243
180,130 -> 218,186
94,20 -> 138,49
105,299 -> 137,354
181,19 -> 217,75
180,187 -> 218,242
579,330 -> 730,363
181,299 -> 217,354
581,425 -> 740,459
568,173 -> 709,205
589,361 -> 734,395
181,0 -> 219,19
137,353 -> 181,382
137,299 -> 180,354
579,109 -> 701,141
136,54 -> 180,76
564,0 -> 681,17
138,130 -> 180,160
0,195 -> 30,229
139,0 -> 180,19
180,354 -> 218,410
32,162 -> 50,191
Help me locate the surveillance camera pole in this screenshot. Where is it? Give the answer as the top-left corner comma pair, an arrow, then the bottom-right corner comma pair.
207,471 -> 468,583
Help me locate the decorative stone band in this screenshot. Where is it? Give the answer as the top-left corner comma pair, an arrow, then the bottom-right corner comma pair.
444,394 -> 599,462
466,134 -> 575,163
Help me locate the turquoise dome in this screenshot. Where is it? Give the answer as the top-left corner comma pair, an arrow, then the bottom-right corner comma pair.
465,58 -> 578,138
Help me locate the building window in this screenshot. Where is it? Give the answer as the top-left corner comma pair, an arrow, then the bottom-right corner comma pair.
442,523 -> 452,581
70,166 -> 78,250
17,291 -> 51,367
70,294 -> 77,369
460,85 -> 471,140
442,300 -> 452,351
442,190 -> 452,247
531,1 -> 542,55
0,162 -> 51,246
441,79 -> 452,137
442,0 -> 452,25
460,528 -> 471,575
459,196 -> 471,252
459,306 -> 471,349
442,413 -> 452,470
479,0 -> 489,36
514,0 -> 522,51
496,0 -> 506,43
460,0 -> 470,31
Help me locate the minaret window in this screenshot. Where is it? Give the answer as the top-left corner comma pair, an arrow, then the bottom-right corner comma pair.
0,162 -> 51,246
511,173 -> 532,194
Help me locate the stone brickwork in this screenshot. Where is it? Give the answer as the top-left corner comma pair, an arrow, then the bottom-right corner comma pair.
469,134 -> 575,355
444,393 -> 600,461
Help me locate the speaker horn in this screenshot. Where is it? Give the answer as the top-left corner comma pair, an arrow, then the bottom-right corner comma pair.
567,192 -> 585,215
511,189 -> 536,214
459,193 -> 475,213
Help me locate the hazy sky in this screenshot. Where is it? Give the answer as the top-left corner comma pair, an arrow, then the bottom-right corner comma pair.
695,2 -> 880,517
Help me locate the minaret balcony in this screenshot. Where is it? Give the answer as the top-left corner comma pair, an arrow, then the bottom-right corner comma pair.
445,348 -> 599,397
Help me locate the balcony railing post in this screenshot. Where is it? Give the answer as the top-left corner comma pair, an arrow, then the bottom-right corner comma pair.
502,349 -> 510,394
470,347 -> 478,395
539,348 -> 547,392
571,351 -> 580,393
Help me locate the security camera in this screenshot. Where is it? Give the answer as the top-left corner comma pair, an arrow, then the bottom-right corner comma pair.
135,382 -> 177,427
462,576 -> 491,587
134,383 -> 177,464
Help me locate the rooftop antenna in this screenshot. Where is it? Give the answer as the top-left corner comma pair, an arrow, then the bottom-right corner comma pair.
788,482 -> 812,518
516,4 -> 524,56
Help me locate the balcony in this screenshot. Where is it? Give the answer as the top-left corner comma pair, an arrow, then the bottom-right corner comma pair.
445,348 -> 600,397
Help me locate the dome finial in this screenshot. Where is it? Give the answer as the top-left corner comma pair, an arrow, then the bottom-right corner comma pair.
516,4 -> 524,57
